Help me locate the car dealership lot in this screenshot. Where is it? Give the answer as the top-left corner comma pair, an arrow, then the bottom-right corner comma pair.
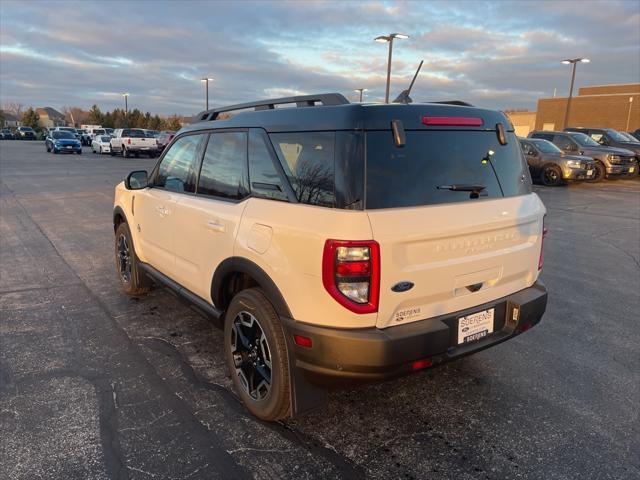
1,141 -> 638,479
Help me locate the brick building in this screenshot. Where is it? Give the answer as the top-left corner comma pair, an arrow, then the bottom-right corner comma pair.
505,110 -> 537,137
534,83 -> 640,132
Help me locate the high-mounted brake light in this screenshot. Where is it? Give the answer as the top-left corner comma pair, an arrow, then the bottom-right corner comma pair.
422,116 -> 484,127
322,240 -> 380,314
538,216 -> 548,271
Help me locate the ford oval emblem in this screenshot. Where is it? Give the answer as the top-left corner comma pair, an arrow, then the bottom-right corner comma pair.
391,281 -> 414,293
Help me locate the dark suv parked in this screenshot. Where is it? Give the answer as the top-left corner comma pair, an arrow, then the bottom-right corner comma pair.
528,131 -> 636,181
565,127 -> 640,164
519,138 -> 595,185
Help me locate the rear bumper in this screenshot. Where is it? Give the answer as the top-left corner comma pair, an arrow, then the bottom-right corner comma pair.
282,282 -> 547,383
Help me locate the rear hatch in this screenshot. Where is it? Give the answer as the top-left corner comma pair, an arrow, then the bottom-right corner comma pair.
365,114 -> 545,329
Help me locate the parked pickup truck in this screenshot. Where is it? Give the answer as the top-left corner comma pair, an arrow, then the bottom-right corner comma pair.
110,128 -> 158,158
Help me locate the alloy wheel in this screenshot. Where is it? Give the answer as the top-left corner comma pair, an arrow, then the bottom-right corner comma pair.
230,311 -> 272,401
117,234 -> 131,283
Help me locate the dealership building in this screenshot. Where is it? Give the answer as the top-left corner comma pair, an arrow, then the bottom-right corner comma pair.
507,83 -> 640,137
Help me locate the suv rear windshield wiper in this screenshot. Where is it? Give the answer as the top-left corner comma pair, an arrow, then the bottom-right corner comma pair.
436,184 -> 487,199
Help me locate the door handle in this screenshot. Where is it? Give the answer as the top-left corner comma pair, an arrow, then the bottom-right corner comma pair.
206,220 -> 225,233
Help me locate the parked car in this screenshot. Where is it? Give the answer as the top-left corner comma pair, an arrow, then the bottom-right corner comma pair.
528,131 -> 636,181
78,129 -> 93,146
519,138 -> 596,185
110,128 -> 158,157
16,126 -> 36,140
52,126 -> 80,138
86,127 -> 107,140
565,127 -> 640,163
0,128 -> 15,140
143,129 -> 160,138
45,130 -> 82,154
105,128 -> 114,136
113,93 -> 548,421
156,130 -> 176,151
91,135 -> 112,154
629,129 -> 640,141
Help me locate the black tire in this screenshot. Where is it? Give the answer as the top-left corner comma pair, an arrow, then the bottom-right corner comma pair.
114,222 -> 150,296
46,146 -> 51,152
99,146 -> 103,155
76,151 -> 82,155
224,288 -> 291,421
110,148 -> 115,157
588,161 -> 606,183
540,165 -> 563,186
123,146 -> 129,158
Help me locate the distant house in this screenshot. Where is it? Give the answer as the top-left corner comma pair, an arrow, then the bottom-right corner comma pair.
36,107 -> 66,128
1,111 -> 20,127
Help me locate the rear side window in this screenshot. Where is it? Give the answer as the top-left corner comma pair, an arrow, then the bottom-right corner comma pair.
270,132 -> 335,207
198,132 -> 249,200
248,130 -> 288,201
366,130 -> 530,209
155,134 -> 202,193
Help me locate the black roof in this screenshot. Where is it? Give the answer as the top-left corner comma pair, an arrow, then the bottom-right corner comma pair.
180,93 -> 511,135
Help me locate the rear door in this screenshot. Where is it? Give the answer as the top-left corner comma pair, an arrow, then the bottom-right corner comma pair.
365,129 -> 544,329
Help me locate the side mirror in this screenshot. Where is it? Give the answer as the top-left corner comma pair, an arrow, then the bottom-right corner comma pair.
565,144 -> 578,152
125,170 -> 148,190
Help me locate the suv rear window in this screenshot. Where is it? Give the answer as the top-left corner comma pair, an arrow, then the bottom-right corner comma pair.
366,130 -> 530,209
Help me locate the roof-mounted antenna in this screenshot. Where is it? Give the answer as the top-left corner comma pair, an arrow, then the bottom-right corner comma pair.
393,60 -> 423,104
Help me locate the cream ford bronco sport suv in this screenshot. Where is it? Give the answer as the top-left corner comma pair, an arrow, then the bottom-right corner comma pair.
113,94 -> 548,421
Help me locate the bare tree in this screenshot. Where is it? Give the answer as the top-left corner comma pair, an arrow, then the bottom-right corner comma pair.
2,102 -> 23,116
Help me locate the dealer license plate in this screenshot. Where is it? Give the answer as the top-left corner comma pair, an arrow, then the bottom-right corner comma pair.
630,167 -> 635,173
66,146 -> 72,149
457,308 -> 494,345
586,169 -> 593,176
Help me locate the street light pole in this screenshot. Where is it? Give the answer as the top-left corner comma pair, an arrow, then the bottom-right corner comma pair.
626,96 -> 634,131
375,33 -> 409,104
354,88 -> 367,102
561,58 -> 589,129
201,78 -> 213,110
122,93 -> 129,127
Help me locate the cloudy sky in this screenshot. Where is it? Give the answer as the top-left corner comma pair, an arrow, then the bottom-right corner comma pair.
1,0 -> 639,116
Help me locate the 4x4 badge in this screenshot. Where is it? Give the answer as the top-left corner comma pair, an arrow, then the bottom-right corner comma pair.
391,281 -> 414,292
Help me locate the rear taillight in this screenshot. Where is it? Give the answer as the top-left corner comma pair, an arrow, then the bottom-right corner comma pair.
538,216 -> 548,271
127,138 -> 131,145
322,240 -> 380,314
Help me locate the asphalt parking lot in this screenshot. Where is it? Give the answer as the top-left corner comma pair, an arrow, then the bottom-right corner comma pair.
1,140 -> 639,480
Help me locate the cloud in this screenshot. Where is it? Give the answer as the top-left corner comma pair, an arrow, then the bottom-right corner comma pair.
0,0 -> 638,114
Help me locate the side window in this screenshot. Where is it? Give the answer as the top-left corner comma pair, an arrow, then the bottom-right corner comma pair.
248,130 -> 288,201
269,132 -> 335,207
553,135 -> 573,150
198,131 -> 249,200
155,135 -> 202,193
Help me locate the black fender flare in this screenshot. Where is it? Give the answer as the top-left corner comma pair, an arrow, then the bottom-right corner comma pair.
211,257 -> 292,318
113,206 -> 128,231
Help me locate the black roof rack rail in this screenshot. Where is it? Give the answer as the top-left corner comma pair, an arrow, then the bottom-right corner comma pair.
195,93 -> 350,122
430,100 -> 475,107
